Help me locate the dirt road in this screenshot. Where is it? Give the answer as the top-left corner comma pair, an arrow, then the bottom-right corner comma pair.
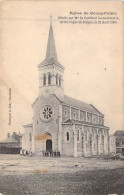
0,155 -> 124,195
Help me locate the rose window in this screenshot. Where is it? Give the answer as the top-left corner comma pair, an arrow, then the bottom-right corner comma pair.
40,105 -> 53,122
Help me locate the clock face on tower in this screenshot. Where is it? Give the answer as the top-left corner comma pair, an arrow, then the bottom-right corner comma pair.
40,105 -> 53,122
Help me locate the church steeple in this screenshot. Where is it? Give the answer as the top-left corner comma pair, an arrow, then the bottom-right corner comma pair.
38,21 -> 64,68
38,20 -> 64,98
45,22 -> 58,61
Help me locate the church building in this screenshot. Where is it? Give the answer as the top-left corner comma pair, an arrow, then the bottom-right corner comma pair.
22,22 -> 109,157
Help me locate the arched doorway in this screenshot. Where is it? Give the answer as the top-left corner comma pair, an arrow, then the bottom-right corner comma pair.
46,139 -> 52,151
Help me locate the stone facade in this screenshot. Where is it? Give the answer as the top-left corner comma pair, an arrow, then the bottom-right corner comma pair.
114,130 -> 124,156
22,22 -> 110,157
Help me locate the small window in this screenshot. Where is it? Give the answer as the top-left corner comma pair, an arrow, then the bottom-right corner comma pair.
56,75 -> 58,85
67,132 -> 69,141
122,141 -> 124,145
59,77 -> 61,87
99,117 -> 102,124
56,119 -> 58,124
48,73 -> 51,85
77,130 -> 79,141
73,112 -> 76,118
43,74 -> 46,86
87,113 -> 92,122
85,131 -> 87,141
81,114 -> 84,120
64,110 -> 67,116
29,133 -> 32,142
37,120 -> 38,125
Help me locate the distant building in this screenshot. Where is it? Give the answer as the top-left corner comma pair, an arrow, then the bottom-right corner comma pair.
109,135 -> 116,154
0,132 -> 22,154
114,130 -> 124,156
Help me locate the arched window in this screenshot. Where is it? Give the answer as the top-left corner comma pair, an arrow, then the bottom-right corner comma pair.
67,132 -> 69,141
64,110 -> 67,116
56,74 -> 58,85
43,74 -> 46,86
59,76 -> 61,87
48,73 -> 51,85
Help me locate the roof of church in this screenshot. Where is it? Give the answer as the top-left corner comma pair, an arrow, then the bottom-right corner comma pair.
32,94 -> 103,116
38,23 -> 64,69
62,119 -> 109,128
56,94 -> 104,116
114,130 -> 124,136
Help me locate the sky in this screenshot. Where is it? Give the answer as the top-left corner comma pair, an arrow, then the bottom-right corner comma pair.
0,1 -> 123,141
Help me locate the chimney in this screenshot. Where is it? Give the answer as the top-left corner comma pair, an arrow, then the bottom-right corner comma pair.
7,133 -> 10,137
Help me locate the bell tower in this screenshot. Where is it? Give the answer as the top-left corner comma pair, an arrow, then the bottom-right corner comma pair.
38,20 -> 64,98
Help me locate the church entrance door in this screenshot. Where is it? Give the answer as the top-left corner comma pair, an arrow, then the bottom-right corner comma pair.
46,139 -> 52,151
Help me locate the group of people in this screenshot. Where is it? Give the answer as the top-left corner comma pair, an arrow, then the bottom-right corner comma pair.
20,149 -> 61,157
20,149 -> 32,157
42,150 -> 60,157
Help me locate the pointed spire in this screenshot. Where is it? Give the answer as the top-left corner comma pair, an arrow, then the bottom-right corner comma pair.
45,18 -> 58,61
38,18 -> 64,69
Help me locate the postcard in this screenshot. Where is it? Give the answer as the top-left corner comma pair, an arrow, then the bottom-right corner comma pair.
0,1 -> 123,195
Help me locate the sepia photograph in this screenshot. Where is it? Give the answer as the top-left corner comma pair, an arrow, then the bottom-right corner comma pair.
0,1 -> 124,195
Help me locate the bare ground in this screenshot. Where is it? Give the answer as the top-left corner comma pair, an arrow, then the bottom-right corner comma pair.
0,154 -> 124,195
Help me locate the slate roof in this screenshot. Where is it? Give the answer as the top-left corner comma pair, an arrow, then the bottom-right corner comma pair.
32,94 -> 103,116
38,58 -> 63,69
0,135 -> 19,143
56,94 -> 103,116
114,130 -> 124,136
62,119 -> 109,128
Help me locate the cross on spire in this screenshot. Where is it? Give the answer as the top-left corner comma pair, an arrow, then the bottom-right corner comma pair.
50,15 -> 53,25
